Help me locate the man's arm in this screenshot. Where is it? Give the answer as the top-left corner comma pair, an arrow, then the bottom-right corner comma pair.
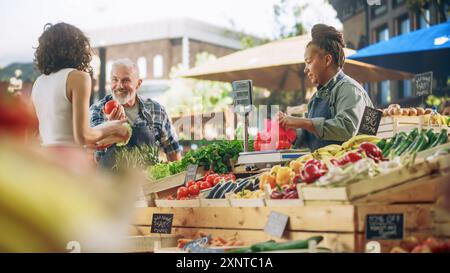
167,152 -> 182,162
158,106 -> 183,161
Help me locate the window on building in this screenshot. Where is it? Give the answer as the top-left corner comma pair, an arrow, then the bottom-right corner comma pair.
106,60 -> 113,82
380,81 -> 391,106
137,57 -> 147,79
399,16 -> 410,35
153,55 -> 164,78
419,9 -> 431,29
376,25 -> 389,42
397,16 -> 412,99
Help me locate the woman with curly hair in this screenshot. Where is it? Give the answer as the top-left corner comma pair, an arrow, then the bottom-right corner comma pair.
31,22 -> 129,149
277,24 -> 374,151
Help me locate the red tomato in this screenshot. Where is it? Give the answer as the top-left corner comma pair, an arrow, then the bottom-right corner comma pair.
227,173 -> 236,181
206,174 -> 218,185
103,100 -> 119,114
195,181 -> 203,188
186,180 -> 196,188
204,170 -> 215,177
200,181 -> 212,190
177,187 -> 189,199
213,176 -> 222,186
188,184 -> 200,196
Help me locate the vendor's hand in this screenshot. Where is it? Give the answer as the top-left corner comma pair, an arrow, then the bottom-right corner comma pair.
104,104 -> 127,121
277,111 -> 300,129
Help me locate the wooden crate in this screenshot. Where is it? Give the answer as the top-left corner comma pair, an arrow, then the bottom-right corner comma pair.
377,116 -> 448,138
130,203 -> 436,253
301,155 -> 447,203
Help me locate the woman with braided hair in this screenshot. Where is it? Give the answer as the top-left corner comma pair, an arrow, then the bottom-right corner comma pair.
277,24 -> 374,151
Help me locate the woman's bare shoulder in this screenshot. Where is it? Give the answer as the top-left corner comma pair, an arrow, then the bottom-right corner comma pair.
68,69 -> 91,83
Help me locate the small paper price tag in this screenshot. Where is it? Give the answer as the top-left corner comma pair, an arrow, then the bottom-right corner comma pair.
264,211 -> 289,238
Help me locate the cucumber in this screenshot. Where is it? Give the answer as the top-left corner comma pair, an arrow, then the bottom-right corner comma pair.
250,236 -> 324,252
382,138 -> 395,157
391,133 -> 407,150
226,247 -> 253,253
376,139 -> 386,150
395,138 -> 413,156
430,129 -> 448,148
418,135 -> 430,152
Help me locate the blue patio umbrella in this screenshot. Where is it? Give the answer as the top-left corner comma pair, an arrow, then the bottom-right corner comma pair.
349,21 -> 450,77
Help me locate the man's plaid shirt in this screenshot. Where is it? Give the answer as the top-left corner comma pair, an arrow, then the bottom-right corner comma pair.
90,94 -> 181,159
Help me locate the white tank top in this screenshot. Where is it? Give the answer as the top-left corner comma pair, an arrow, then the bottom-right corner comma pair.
32,68 -> 76,146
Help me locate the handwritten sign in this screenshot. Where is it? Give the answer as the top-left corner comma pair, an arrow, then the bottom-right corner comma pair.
358,106 -> 383,136
365,214 -> 404,240
264,211 -> 289,238
150,213 -> 173,234
184,164 -> 198,184
231,80 -> 253,114
414,71 -> 433,97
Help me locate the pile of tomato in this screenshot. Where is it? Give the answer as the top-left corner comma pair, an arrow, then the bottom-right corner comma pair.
169,171 -> 236,200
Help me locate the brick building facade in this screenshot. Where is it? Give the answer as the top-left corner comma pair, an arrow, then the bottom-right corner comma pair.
87,18 -> 249,100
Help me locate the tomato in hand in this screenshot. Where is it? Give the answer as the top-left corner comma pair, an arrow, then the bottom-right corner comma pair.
103,100 -> 119,115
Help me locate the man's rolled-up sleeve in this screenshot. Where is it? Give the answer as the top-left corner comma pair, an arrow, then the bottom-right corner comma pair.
311,84 -> 368,142
160,108 -> 182,154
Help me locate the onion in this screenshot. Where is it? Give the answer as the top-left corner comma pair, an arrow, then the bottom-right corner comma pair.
401,108 -> 409,116
408,108 -> 417,116
416,107 -> 425,115
393,108 -> 402,115
424,108 -> 433,115
383,109 -> 389,117
388,108 -> 396,116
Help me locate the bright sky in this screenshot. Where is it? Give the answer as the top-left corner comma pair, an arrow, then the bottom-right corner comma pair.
0,0 -> 342,67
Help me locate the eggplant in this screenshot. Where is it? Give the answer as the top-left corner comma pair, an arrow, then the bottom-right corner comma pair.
220,183 -> 237,198
233,180 -> 250,193
212,181 -> 233,199
207,182 -> 225,199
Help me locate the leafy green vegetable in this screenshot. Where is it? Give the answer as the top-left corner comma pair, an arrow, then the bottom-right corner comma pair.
113,144 -> 161,172
147,163 -> 171,180
181,140 -> 243,174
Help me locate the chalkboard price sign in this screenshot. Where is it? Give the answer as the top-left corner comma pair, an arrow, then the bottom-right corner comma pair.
184,164 -> 198,184
151,213 -> 174,234
358,106 -> 383,136
264,211 -> 289,238
365,214 -> 404,240
414,72 -> 433,97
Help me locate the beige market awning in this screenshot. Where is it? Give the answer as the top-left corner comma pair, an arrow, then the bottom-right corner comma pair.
179,35 -> 414,91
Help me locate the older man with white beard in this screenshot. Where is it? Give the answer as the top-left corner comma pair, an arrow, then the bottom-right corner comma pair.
90,58 -> 182,168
